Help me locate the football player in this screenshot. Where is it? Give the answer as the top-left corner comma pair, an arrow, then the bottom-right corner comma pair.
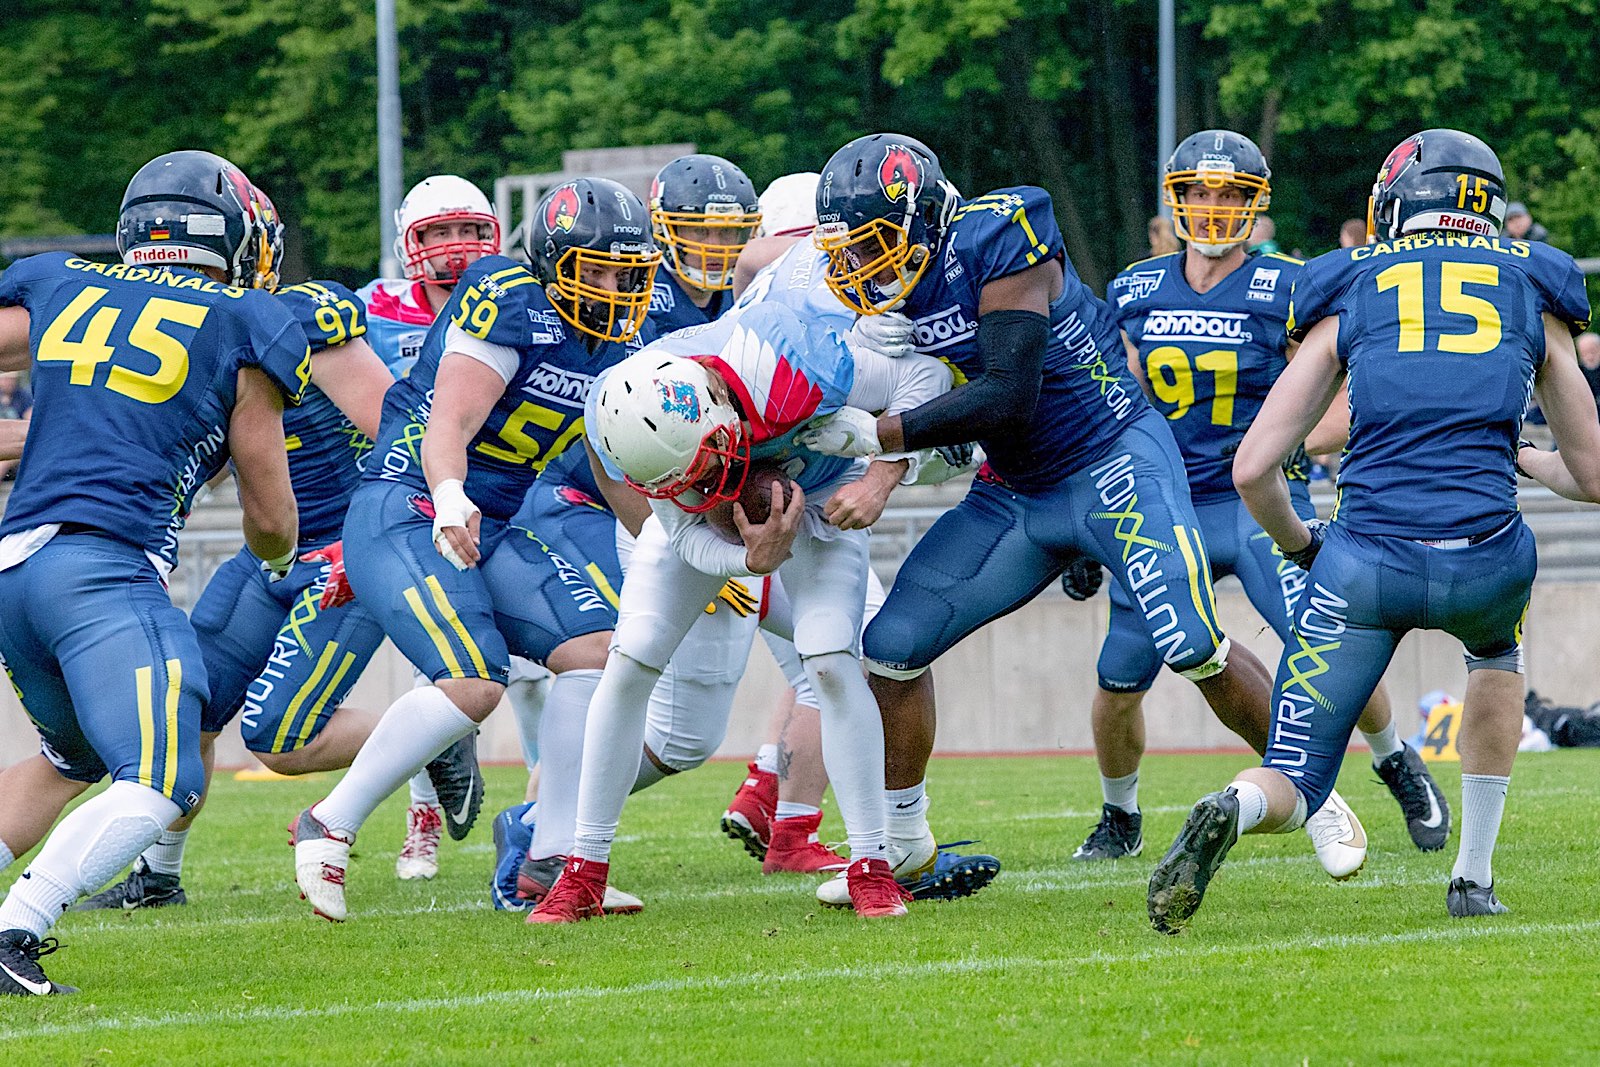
1147,130 -> 1598,931
1079,131 -> 1448,867
357,174 -> 524,879
648,153 -> 762,330
0,150 -> 307,994
290,178 -> 660,922
799,133 -> 1288,904
531,289 -> 958,921
74,182 -> 399,910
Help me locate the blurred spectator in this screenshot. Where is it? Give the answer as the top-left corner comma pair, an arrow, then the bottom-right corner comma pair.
1147,214 -> 1180,257
1504,202 -> 1549,242
0,373 -> 29,481
1247,215 -> 1279,254
1339,218 -> 1367,248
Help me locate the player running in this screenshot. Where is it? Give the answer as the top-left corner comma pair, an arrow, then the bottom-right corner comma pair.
0,151 -> 308,994
1078,131 -> 1447,868
1147,129 -> 1598,931
290,178 -> 660,922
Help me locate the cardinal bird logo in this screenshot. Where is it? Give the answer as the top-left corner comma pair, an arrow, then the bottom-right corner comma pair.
546,183 -> 581,234
878,145 -> 921,204
1376,134 -> 1423,193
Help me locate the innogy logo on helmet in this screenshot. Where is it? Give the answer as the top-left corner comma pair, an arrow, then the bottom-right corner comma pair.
546,184 -> 582,234
878,146 -> 922,204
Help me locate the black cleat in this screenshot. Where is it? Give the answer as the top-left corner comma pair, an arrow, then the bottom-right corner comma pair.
1374,744 -> 1451,851
426,730 -> 484,841
0,929 -> 76,995
1148,790 -> 1240,934
1072,804 -> 1143,861
1447,877 -> 1509,918
72,857 -> 187,911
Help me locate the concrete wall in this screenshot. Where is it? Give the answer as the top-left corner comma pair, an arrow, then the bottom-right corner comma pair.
6,576 -> 1596,771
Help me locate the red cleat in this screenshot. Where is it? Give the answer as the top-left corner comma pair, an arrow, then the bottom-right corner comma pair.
527,857 -> 608,924
721,762 -> 777,860
847,858 -> 912,918
763,813 -> 849,874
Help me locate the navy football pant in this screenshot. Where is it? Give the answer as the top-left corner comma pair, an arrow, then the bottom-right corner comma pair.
1262,517 -> 1535,812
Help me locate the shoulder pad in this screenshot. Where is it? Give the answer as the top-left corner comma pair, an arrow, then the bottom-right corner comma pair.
276,280 -> 368,353
446,256 -> 553,348
948,187 -> 1064,287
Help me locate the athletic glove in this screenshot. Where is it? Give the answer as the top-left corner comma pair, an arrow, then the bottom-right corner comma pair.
258,549 -> 296,584
847,312 -> 917,359
301,541 -> 353,610
1060,552 -> 1104,601
796,406 -> 881,458
1515,438 -> 1536,478
1282,518 -> 1328,573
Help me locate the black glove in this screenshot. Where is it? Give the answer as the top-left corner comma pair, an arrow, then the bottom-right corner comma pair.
933,442 -> 976,468
1515,438 -> 1536,478
1060,552 -> 1105,600
1282,519 -> 1327,573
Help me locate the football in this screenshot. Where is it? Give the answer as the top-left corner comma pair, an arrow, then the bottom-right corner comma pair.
735,463 -> 796,525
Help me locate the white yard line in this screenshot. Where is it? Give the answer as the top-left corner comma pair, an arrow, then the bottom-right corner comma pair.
4,918 -> 1596,1042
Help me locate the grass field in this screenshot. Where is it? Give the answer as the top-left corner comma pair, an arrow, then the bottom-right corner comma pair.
3,750 -> 1598,1065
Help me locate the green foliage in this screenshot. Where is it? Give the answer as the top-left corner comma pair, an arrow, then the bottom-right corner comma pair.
0,0 -> 1594,289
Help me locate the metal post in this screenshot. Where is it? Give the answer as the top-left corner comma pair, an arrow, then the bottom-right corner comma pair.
1157,0 -> 1176,217
376,0 -> 403,278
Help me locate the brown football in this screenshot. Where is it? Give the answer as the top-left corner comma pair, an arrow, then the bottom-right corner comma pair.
736,463 -> 796,525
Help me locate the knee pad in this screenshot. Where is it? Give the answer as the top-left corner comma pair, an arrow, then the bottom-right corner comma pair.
1466,645 -> 1524,674
611,613 -> 681,672
865,657 -> 928,681
861,613 -> 930,678
77,781 -> 182,890
644,668 -> 734,772
794,607 -> 860,660
1178,636 -> 1231,683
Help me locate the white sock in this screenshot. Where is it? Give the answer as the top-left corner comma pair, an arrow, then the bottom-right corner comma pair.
528,669 -> 601,861
1453,773 -> 1510,886
1361,721 -> 1404,763
806,652 -> 887,863
508,674 -> 547,772
0,839 -> 14,875
1101,771 -> 1139,814
885,781 -> 929,842
1230,781 -> 1269,838
572,654 -> 662,864
408,770 -> 439,807
142,829 -> 188,876
0,781 -> 178,938
755,743 -> 778,775
315,687 -> 475,838
630,748 -> 669,793
776,801 -> 820,820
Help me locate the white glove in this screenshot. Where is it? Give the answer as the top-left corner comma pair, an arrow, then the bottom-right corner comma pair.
848,311 -> 917,359
258,548 -> 296,583
430,478 -> 481,571
796,406 -> 882,458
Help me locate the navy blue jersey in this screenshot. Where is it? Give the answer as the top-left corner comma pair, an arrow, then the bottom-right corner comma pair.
368,256 -> 646,521
276,281 -> 373,547
1109,251 -> 1304,503
536,434 -> 604,502
901,187 -> 1144,488
1288,234 -> 1590,537
647,269 -> 732,334
0,254 -> 309,565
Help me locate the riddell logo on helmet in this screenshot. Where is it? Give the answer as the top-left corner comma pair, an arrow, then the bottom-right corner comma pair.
128,246 -> 190,264
879,146 -> 921,203
547,184 -> 581,233
1434,213 -> 1494,235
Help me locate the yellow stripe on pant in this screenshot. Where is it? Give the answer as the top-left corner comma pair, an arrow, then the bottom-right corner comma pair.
1173,525 -> 1222,648
424,575 -> 489,678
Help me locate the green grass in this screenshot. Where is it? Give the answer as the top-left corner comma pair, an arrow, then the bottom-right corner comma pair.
3,751 -> 1599,1065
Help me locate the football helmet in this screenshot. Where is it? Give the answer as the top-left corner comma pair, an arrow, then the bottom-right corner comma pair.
592,351 -> 749,512
1162,130 -> 1271,256
527,178 -> 662,344
650,154 -> 761,291
117,150 -> 259,287
814,133 -> 960,315
757,172 -> 821,238
247,182 -> 285,291
1368,129 -> 1506,241
394,175 -> 500,286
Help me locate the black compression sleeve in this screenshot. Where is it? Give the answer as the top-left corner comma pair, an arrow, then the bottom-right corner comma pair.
899,309 -> 1047,450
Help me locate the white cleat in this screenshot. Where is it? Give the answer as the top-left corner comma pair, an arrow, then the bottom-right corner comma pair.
1307,788 -> 1367,880
396,803 -> 442,881
601,885 -> 645,915
817,830 -> 935,907
291,807 -> 354,922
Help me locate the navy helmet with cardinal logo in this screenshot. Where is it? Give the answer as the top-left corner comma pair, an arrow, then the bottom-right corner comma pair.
813,133 -> 960,315
117,150 -> 261,288
1368,129 -> 1506,241
649,154 -> 761,292
525,177 -> 663,343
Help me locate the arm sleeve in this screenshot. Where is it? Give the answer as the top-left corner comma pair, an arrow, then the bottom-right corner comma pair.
843,345 -> 953,416
648,498 -> 755,578
898,309 -> 1048,449
443,322 -> 519,384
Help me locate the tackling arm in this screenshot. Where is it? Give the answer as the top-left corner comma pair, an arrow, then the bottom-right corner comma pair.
1520,313 -> 1600,502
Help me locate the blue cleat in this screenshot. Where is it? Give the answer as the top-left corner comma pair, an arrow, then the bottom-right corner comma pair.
492,802 -> 535,911
901,840 -> 1002,902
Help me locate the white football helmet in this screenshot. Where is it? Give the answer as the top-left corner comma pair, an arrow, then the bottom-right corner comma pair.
757,172 -> 821,238
394,175 -> 500,285
593,352 -> 750,513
